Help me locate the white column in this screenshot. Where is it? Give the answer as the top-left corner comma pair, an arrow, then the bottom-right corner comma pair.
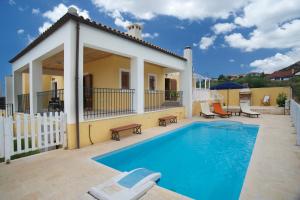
130,57 -> 144,114
181,47 -> 193,118
204,79 -> 207,89
29,60 -> 42,114
64,22 -> 76,124
5,76 -> 13,104
199,79 -> 202,89
13,71 -> 22,112
208,80 -> 211,89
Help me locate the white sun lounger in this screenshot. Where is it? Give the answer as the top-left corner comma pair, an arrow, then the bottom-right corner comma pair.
200,102 -> 215,118
240,102 -> 260,118
87,168 -> 161,200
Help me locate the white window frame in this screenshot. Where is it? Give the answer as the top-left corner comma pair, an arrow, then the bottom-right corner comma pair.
148,73 -> 157,91
119,68 -> 130,89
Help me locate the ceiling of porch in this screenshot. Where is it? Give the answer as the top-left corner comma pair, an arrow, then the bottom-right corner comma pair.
41,47 -> 113,71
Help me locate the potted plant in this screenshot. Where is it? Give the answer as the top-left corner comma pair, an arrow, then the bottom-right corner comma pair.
276,93 -> 287,107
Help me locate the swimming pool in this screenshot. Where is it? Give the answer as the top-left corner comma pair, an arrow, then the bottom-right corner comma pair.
93,121 -> 259,200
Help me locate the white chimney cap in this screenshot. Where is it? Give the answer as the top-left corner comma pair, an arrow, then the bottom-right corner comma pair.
68,7 -> 78,16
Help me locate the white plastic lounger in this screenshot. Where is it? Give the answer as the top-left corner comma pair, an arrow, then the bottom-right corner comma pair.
200,102 -> 215,118
87,168 -> 161,200
240,102 -> 260,118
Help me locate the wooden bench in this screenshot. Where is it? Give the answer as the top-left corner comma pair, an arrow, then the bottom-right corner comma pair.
110,124 -> 142,141
158,115 -> 177,127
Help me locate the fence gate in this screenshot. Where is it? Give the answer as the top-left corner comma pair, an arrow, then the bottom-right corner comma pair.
0,112 -> 66,163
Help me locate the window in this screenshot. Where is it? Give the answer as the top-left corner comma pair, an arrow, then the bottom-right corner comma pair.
148,74 -> 157,91
120,69 -> 130,89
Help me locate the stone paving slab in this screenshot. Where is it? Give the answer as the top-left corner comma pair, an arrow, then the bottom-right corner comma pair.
0,115 -> 299,200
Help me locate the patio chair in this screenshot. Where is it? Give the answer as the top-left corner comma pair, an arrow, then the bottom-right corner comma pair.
87,168 -> 161,200
200,102 -> 215,118
240,102 -> 260,118
212,103 -> 232,118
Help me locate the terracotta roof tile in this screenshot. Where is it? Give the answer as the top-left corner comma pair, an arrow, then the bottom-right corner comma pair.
10,13 -> 186,63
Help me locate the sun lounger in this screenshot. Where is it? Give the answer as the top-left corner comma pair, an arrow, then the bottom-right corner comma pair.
200,102 -> 215,118
240,102 -> 260,118
212,103 -> 232,118
262,95 -> 270,106
87,168 -> 161,200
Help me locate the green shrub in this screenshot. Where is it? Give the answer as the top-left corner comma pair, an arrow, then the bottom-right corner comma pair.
276,93 -> 287,107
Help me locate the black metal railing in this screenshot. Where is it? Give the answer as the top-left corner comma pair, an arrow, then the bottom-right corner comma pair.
17,94 -> 30,113
83,88 -> 135,119
0,104 -> 13,117
144,90 -> 183,112
37,89 -> 64,113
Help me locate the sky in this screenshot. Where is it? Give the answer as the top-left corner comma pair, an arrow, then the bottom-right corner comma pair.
1,0 -> 300,94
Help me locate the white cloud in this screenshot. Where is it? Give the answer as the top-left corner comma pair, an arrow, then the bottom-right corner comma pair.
142,32 -> 159,39
27,34 -> 35,44
176,25 -> 185,30
38,22 -> 52,34
38,3 -> 90,34
8,0 -> 16,6
229,59 -> 235,62
17,29 -> 24,34
91,0 -> 247,20
212,23 -> 236,34
225,19 -> 300,51
225,0 -> 300,52
199,35 -> 216,50
234,0 -> 300,31
110,10 -> 132,29
32,8 -> 40,15
249,48 -> 300,73
114,17 -> 132,29
43,3 -> 90,23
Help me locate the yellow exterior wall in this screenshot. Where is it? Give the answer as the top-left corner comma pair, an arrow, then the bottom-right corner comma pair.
67,107 -> 186,149
84,55 -> 165,90
144,62 -> 165,90
192,101 -> 201,116
216,87 -> 291,106
22,73 -> 64,94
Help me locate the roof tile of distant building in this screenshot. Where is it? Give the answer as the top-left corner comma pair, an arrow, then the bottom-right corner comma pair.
268,69 -> 294,79
10,13 -> 186,63
268,61 -> 300,79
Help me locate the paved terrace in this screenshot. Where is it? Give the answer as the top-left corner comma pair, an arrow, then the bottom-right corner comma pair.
0,115 -> 299,200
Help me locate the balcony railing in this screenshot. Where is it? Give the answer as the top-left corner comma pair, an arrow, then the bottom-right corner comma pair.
37,89 -> 64,113
144,90 -> 183,112
17,94 -> 30,113
83,88 -> 135,119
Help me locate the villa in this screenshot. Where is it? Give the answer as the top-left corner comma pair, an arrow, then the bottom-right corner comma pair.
9,8 -> 192,149
0,7 -> 300,200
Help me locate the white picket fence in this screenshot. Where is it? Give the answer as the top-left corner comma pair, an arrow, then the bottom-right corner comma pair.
0,112 -> 66,163
291,100 -> 300,145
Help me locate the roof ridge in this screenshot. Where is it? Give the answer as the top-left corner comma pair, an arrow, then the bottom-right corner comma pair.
10,13 -> 186,63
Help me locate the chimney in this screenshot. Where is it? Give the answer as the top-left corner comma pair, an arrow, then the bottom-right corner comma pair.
127,23 -> 143,40
68,7 -> 78,16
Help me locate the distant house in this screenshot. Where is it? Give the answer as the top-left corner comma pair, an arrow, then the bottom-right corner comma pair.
268,61 -> 300,80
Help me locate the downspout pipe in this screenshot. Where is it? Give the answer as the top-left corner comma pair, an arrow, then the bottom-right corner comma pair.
75,20 -> 80,149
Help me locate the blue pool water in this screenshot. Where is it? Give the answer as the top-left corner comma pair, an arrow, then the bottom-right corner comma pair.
93,121 -> 259,200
